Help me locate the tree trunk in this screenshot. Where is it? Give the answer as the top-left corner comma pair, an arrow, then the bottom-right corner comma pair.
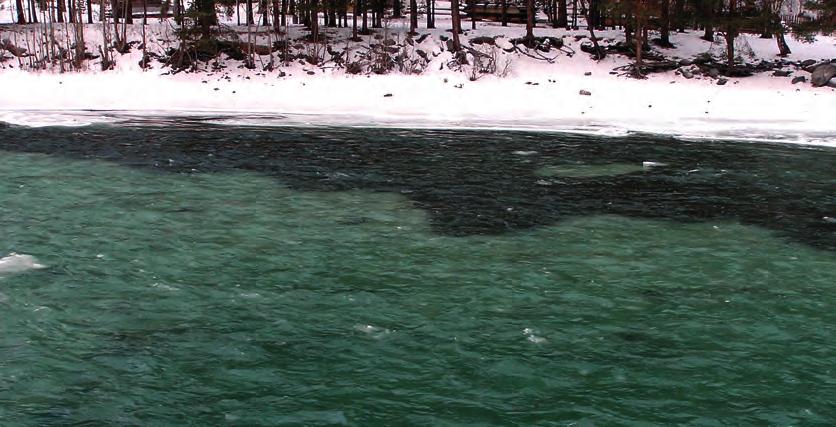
525,0 -> 534,44
557,0 -> 567,27
126,0 -> 133,24
393,0 -> 400,18
470,0 -> 476,29
28,0 -> 37,23
143,0 -> 147,24
15,0 -> 26,23
725,0 -> 737,69
173,0 -> 181,24
87,0 -> 92,23
409,0 -> 417,31
361,0 -> 367,34
660,0 -> 671,46
702,25 -> 713,41
281,0 -> 288,26
450,0 -> 461,51
674,0 -> 685,31
246,0 -> 254,24
427,0 -> 435,28
351,0 -> 357,38
272,0 -> 280,30
57,0 -> 65,22
776,29 -> 791,56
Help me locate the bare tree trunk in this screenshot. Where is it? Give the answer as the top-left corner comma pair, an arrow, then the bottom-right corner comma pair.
351,0 -> 357,38
725,0 -> 737,69
15,0 -> 26,23
557,0 -> 567,27
501,0 -> 507,26
525,0 -> 534,45
470,0 -> 476,29
427,0 -> 434,28
28,0 -> 38,23
393,0 -> 400,18
57,0 -> 65,22
126,0 -> 133,24
409,0 -> 417,32
87,0 -> 92,23
281,0 -> 288,26
246,0 -> 254,24
776,28 -> 791,56
361,0 -> 367,34
634,0 -> 645,77
450,0 -> 461,51
660,0 -> 671,46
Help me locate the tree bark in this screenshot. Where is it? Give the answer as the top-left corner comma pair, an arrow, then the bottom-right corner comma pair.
15,0 -> 26,23
660,0 -> 671,46
87,0 -> 92,23
470,0 -> 476,29
57,0 -> 65,22
525,0 -> 534,44
246,0 -> 254,24
409,0 -> 417,32
126,0 -> 133,24
450,0 -> 461,51
500,0 -> 507,26
557,0 -> 567,27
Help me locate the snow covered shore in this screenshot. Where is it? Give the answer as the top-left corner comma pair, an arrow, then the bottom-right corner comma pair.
1,20 -> 834,145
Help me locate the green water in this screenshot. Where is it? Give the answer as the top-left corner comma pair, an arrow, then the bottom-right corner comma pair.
1,134 -> 836,425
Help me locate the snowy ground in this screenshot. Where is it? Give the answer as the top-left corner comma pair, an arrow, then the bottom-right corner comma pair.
0,11 -> 834,145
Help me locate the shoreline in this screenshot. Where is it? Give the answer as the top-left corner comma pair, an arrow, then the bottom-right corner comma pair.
1,22 -> 834,146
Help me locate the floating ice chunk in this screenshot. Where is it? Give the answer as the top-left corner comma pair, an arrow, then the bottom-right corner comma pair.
0,253 -> 45,276
823,216 -> 836,224
643,161 -> 668,169
523,327 -> 546,344
513,151 -> 538,156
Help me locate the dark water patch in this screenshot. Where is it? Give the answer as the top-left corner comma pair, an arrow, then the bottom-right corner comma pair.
1,124 -> 834,250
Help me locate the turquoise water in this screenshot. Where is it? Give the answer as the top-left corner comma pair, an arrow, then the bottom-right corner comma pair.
1,125 -> 835,425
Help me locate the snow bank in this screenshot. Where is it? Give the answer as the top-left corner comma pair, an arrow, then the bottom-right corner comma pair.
0,20 -> 834,145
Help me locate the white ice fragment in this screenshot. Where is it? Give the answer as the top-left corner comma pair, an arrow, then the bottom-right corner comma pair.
512,151 -> 538,156
643,161 -> 668,169
0,253 -> 45,275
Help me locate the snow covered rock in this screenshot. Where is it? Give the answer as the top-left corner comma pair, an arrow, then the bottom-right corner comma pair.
579,90 -> 592,96
792,76 -> 806,84
811,63 -> 836,87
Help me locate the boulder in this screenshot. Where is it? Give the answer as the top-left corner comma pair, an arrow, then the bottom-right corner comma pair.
791,76 -> 806,84
828,77 -> 836,88
709,68 -> 720,78
716,78 -> 728,85
579,90 -> 592,96
682,69 -> 694,79
800,59 -> 817,68
811,63 -> 836,87
772,70 -> 792,77
679,58 -> 693,66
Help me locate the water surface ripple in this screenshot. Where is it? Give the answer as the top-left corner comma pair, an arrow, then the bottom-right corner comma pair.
0,124 -> 835,425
